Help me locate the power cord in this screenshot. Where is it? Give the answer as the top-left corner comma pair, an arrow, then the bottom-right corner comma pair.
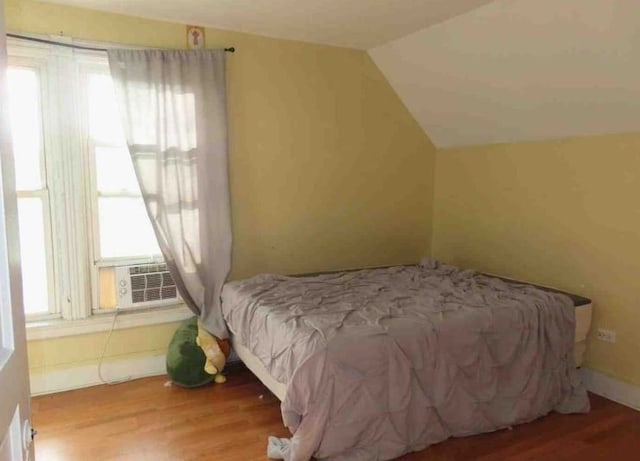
97,307 -> 133,385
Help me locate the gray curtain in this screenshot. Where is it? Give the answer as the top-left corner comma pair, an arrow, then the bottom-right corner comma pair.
108,49 -> 232,338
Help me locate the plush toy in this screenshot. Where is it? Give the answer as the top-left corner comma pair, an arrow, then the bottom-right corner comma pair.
166,317 -> 230,387
196,319 -> 230,384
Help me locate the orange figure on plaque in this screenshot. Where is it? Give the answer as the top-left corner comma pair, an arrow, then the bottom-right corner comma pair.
187,26 -> 205,49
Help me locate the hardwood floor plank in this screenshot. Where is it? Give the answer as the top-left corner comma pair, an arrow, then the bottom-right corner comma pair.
32,366 -> 640,460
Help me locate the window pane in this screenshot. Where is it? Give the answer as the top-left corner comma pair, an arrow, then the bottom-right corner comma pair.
17,198 -> 50,315
98,197 -> 161,259
88,73 -> 125,144
7,68 -> 43,191
95,146 -> 140,193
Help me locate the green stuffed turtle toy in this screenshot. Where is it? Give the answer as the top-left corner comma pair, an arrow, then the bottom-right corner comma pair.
166,317 -> 230,387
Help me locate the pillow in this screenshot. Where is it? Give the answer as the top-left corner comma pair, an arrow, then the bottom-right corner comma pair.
166,316 -> 216,388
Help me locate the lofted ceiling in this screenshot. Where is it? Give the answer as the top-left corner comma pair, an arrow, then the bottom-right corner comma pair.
370,0 -> 640,147
39,0 -> 640,147
38,0 -> 494,49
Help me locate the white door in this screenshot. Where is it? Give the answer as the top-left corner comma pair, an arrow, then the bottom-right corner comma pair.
0,0 -> 35,459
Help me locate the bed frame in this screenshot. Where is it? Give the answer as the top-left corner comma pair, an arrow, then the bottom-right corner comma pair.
232,337 -> 287,401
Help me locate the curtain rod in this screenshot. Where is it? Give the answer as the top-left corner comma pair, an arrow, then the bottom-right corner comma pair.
6,33 -> 235,53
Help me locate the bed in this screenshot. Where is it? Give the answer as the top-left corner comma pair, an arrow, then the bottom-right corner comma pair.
222,261 -> 591,461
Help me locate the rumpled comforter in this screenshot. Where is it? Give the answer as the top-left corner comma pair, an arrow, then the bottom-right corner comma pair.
221,261 -> 590,461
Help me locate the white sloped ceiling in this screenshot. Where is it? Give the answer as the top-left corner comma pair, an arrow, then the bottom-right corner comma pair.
39,0 -> 494,49
369,0 -> 640,148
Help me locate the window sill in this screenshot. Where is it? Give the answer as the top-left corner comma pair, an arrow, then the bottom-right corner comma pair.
26,304 -> 193,341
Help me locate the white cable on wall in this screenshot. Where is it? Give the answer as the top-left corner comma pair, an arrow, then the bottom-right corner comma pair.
97,308 -> 133,385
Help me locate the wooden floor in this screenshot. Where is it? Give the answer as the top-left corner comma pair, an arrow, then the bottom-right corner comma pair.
32,365 -> 640,461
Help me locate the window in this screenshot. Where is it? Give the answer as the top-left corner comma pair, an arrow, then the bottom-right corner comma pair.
83,69 -> 161,261
6,39 -> 165,322
7,66 -> 55,318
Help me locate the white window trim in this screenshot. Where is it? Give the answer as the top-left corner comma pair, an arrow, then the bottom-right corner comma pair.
26,304 -> 192,340
9,48 -> 65,321
77,60 -> 165,315
8,34 -> 186,336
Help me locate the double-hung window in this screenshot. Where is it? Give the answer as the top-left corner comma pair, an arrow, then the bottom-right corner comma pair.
81,65 -> 161,262
8,63 -> 56,319
6,37 -> 180,330
79,62 -> 164,313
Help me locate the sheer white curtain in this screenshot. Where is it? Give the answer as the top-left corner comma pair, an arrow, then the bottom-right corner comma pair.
108,49 -> 232,338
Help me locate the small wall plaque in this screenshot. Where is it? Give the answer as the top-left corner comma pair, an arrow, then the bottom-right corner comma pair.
187,26 -> 205,49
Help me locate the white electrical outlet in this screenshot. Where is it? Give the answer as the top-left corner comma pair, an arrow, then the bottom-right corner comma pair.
596,328 -> 616,343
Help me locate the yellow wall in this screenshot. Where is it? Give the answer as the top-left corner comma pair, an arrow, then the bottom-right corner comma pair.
28,323 -> 181,374
6,0 -> 436,378
432,132 -> 640,386
6,0 -> 436,280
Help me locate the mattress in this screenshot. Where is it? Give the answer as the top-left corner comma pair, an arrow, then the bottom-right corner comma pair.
222,262 -> 590,460
231,301 -> 592,403
488,273 -> 592,368
233,338 -> 287,401
230,271 -> 593,403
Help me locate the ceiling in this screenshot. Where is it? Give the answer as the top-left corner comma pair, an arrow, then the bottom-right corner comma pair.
39,0 -> 494,49
42,0 -> 640,147
370,0 -> 640,147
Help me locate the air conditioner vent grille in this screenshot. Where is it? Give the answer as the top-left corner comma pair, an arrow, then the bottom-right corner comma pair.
116,263 -> 179,309
131,275 -> 146,290
146,273 -> 162,288
145,288 -> 161,302
161,286 -> 177,299
132,290 -> 145,304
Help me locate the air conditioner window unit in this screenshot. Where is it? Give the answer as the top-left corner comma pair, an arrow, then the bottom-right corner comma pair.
115,263 -> 180,309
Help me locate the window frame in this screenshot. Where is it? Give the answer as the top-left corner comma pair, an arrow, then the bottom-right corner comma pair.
8,49 -> 64,321
6,36 -> 180,331
76,58 -> 164,315
78,60 -> 162,265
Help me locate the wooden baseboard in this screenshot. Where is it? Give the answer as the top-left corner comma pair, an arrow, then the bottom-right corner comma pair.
581,368 -> 640,411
